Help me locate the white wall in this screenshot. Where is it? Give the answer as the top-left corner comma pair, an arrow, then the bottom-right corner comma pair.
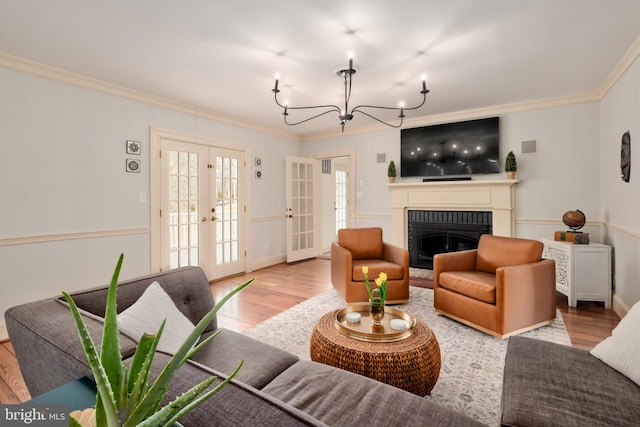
301,100 -> 640,314
502,103 -> 602,241
302,103 -> 602,243
600,56 -> 640,313
2,51 -> 639,339
302,128 -> 400,238
0,66 -> 300,338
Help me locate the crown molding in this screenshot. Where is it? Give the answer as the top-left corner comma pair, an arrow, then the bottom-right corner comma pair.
599,35 -> 640,98
0,51 -> 300,141
3,32 -> 640,145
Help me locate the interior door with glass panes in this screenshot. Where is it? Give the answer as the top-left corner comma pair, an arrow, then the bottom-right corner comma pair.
210,147 -> 246,279
160,139 -> 211,275
159,139 -> 245,279
286,156 -> 320,262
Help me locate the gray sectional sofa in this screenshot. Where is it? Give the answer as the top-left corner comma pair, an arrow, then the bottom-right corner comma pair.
5,266 -> 481,427
501,335 -> 640,426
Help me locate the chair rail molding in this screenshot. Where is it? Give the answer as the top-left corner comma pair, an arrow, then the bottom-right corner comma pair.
0,227 -> 150,247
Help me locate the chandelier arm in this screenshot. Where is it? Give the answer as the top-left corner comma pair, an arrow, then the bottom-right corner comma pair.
351,91 -> 427,114
274,91 -> 341,112
283,108 -> 342,126
352,110 -> 403,128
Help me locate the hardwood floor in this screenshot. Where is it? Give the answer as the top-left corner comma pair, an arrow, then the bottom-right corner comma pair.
0,257 -> 619,404
0,340 -> 30,404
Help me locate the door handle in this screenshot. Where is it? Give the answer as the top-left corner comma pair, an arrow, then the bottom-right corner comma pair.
211,216 -> 218,221
286,214 -> 293,218
201,217 -> 207,222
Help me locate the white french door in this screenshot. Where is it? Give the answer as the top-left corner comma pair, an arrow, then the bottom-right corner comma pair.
160,140 -> 209,274
211,148 -> 245,278
286,156 -> 320,262
158,138 -> 245,279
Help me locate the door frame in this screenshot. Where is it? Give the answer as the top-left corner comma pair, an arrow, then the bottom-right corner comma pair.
311,148 -> 356,233
149,127 -> 252,275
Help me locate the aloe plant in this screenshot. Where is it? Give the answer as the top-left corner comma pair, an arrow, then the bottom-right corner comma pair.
63,254 -> 255,427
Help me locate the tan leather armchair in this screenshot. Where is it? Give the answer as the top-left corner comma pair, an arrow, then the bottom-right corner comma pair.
433,234 -> 556,338
331,227 -> 409,304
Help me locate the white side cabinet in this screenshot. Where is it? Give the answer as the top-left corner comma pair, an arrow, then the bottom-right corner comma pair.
542,239 -> 612,308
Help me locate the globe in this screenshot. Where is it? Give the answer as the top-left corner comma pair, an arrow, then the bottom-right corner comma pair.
562,210 -> 586,231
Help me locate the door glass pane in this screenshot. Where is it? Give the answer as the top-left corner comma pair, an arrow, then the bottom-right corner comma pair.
335,169 -> 347,233
169,149 -> 200,269
290,160 -> 313,251
215,154 -> 240,266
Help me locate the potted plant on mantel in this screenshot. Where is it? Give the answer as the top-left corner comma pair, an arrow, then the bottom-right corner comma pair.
388,160 -> 397,183
63,254 -> 255,427
505,151 -> 517,179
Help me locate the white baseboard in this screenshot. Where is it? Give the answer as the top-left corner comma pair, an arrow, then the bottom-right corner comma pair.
0,322 -> 8,342
612,293 -> 630,318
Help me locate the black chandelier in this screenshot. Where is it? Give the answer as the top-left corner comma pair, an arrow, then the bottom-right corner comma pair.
272,56 -> 429,132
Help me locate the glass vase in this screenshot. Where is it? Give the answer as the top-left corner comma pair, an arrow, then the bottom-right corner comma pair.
370,298 -> 385,326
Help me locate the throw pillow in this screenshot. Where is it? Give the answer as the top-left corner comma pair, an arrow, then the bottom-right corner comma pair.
117,281 -> 195,355
590,301 -> 640,386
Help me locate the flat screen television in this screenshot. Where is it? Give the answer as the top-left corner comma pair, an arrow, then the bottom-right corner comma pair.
400,117 -> 500,177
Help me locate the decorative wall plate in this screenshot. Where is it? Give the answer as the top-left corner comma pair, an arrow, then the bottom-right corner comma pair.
126,159 -> 140,173
127,140 -> 141,155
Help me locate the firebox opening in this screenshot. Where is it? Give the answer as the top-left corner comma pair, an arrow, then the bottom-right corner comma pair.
408,210 -> 492,270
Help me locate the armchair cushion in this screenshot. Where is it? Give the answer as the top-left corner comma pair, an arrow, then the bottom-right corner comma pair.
337,228 -> 383,260
352,260 -> 405,281
439,271 -> 496,303
475,234 -> 543,273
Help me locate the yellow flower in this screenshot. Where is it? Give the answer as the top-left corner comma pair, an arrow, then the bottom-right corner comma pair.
362,266 -> 369,275
375,277 -> 383,287
378,272 -> 387,282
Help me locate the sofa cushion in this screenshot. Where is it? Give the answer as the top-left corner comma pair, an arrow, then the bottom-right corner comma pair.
501,336 -> 640,427
352,259 -> 404,282
590,301 -> 640,386
475,235 -> 542,273
68,266 -> 217,333
439,271 -> 496,303
191,329 -> 299,390
117,281 -> 195,355
148,353 -> 326,427
263,361 -> 483,427
338,227 -> 383,260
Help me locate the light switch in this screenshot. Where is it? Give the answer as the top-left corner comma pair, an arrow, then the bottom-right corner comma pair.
139,192 -> 147,203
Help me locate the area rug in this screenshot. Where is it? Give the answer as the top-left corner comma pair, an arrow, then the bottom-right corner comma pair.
244,287 -> 570,426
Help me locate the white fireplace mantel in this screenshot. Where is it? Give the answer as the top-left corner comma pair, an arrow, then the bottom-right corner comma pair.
389,180 -> 519,248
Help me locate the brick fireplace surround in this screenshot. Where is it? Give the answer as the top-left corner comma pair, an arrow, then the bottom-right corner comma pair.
389,180 -> 519,249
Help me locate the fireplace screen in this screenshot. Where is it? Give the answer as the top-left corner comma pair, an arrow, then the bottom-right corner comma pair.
408,210 -> 492,270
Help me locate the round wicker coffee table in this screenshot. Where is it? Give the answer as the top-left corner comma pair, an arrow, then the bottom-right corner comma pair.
310,310 -> 441,396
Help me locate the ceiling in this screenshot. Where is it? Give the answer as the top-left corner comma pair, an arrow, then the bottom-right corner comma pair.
2,0 -> 640,139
